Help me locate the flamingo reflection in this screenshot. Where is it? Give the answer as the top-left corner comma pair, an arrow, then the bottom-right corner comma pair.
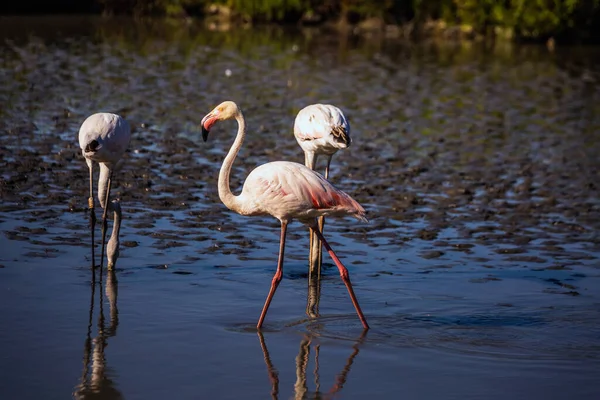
73,270 -> 121,399
257,330 -> 366,400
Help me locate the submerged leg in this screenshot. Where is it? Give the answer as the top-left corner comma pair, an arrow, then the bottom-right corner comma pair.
312,227 -> 369,329
257,221 -> 288,329
99,171 -> 113,270
309,227 -> 322,278
316,217 -> 324,277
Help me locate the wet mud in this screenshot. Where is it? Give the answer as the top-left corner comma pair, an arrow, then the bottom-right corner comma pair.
1,23 -> 599,267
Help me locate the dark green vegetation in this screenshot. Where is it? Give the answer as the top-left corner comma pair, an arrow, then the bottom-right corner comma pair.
1,0 -> 600,43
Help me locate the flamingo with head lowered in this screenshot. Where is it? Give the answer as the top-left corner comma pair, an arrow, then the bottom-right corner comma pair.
294,104 -> 352,276
200,101 -> 369,330
79,112 -> 131,270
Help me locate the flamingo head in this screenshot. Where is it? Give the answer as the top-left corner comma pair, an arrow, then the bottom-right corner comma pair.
200,101 -> 240,142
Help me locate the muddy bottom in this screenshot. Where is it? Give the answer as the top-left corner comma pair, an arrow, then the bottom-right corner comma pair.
1,16 -> 599,400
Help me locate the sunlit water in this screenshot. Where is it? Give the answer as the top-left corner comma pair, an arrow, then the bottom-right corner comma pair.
1,16 -> 599,400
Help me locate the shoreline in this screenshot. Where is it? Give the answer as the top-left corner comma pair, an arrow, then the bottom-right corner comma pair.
0,13 -> 564,49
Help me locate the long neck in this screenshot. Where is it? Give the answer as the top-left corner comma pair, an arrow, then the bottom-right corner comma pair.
110,202 -> 122,241
106,201 -> 122,269
218,111 -> 246,213
98,163 -> 112,210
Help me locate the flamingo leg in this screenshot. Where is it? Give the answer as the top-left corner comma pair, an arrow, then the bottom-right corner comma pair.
257,221 -> 288,329
315,155 -> 334,275
316,215 -> 324,278
99,172 -> 113,271
312,227 -> 369,330
88,163 -> 94,209
305,152 -> 321,277
306,271 -> 321,318
309,229 -> 317,275
88,163 -> 96,271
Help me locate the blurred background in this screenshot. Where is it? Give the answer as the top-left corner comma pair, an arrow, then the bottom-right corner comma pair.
2,0 -> 600,44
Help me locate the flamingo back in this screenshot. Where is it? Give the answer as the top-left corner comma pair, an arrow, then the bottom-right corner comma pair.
240,161 -> 366,223
79,113 -> 131,164
293,104 -> 351,156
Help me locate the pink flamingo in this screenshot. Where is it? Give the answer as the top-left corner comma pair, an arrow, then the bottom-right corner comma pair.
200,101 -> 369,330
294,104 -> 351,275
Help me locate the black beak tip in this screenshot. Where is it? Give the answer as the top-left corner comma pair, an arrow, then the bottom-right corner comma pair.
201,127 -> 209,142
85,139 -> 100,153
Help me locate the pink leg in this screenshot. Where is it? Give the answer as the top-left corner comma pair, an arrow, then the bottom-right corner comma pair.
88,164 -> 96,271
257,221 -> 288,329
312,227 -> 369,330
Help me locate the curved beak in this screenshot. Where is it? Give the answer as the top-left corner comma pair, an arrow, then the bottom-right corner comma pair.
201,111 -> 219,142
200,113 -> 211,142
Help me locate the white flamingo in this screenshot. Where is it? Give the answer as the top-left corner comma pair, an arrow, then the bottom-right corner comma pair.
200,101 -> 368,330
293,104 -> 352,276
78,113 -> 131,269
293,104 -> 351,178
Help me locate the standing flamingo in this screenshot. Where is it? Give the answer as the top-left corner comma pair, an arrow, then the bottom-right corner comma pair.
294,104 -> 351,276
79,113 -> 131,270
200,101 -> 368,330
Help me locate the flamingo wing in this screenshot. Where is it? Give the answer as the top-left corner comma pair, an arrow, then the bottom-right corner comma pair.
242,161 -> 366,222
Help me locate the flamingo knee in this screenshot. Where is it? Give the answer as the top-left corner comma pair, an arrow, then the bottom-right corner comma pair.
337,264 -> 350,281
271,269 -> 283,286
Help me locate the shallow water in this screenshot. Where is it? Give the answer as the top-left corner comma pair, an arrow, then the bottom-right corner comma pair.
1,16 -> 600,400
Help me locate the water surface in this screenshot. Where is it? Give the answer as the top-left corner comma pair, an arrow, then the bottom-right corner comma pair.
0,16 -> 599,400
